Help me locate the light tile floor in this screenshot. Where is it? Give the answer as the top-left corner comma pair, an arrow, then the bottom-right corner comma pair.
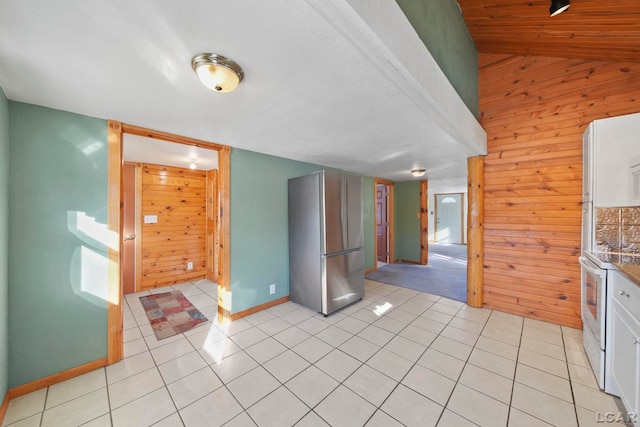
2,279 -> 631,427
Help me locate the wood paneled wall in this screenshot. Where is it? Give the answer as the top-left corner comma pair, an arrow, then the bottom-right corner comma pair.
479,53 -> 640,328
141,164 -> 206,290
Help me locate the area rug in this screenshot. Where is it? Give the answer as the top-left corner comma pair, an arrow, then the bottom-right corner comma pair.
366,243 -> 467,302
139,290 -> 209,340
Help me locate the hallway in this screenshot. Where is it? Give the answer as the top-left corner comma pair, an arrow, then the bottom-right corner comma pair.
366,243 -> 467,302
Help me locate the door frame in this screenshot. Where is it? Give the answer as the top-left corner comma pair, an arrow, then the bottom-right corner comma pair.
373,178 -> 394,268
121,161 -> 142,295
419,180 -> 428,265
434,192 -> 464,244
106,121 -> 231,364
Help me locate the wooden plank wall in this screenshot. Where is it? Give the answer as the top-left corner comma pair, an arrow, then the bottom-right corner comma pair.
479,53 -> 640,328
141,163 -> 207,290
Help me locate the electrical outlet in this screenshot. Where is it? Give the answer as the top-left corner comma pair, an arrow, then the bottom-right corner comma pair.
269,284 -> 276,295
187,261 -> 193,270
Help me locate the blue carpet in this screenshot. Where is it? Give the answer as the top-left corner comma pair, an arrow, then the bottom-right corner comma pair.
366,243 -> 467,302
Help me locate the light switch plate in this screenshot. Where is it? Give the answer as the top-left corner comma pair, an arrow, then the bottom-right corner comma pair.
144,215 -> 158,224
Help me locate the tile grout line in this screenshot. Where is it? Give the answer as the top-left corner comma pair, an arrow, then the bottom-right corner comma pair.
8,280 -> 608,427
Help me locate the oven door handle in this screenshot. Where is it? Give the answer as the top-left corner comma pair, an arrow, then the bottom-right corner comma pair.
579,256 -> 606,278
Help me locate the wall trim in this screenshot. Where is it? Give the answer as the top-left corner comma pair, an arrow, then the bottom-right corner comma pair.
107,121 -> 232,363
419,180 -> 429,265
0,392 -> 9,425
397,259 -> 421,265
229,296 -> 290,321
6,358 -> 108,401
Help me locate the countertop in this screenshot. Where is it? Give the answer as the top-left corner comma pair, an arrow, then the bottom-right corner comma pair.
613,263 -> 640,287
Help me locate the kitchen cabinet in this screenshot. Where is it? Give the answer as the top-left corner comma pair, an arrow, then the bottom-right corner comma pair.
608,270 -> 640,421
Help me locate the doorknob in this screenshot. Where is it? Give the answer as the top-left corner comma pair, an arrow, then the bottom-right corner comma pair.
124,234 -> 135,241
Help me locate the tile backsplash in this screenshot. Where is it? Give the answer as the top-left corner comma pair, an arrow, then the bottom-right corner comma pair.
596,207 -> 640,253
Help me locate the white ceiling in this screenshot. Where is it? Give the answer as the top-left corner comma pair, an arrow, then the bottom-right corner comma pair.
0,0 -> 486,182
124,134 -> 218,171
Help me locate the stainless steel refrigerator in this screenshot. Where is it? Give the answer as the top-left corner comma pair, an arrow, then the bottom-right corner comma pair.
288,170 -> 364,315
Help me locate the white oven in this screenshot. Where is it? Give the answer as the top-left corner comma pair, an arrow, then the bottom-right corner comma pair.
580,255 -> 607,389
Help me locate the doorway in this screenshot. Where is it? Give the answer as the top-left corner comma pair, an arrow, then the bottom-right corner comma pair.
120,136 -> 219,295
435,193 -> 464,244
106,121 -> 231,364
374,178 -> 394,268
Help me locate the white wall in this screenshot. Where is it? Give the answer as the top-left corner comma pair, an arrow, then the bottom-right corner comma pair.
427,176 -> 468,243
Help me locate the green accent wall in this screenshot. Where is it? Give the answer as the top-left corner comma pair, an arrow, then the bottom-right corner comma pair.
8,102 -> 108,388
230,148 -> 375,314
394,181 -> 421,262
396,0 -> 479,118
0,89 -> 8,402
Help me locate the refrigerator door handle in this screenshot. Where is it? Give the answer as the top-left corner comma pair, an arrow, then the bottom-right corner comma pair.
341,176 -> 348,249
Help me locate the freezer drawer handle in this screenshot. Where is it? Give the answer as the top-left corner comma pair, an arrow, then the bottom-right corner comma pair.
619,290 -> 630,298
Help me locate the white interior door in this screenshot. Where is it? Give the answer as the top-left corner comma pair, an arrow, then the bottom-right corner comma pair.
436,193 -> 463,243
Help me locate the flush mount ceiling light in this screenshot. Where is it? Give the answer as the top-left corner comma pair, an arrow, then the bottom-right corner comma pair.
191,53 -> 244,93
411,169 -> 426,177
550,0 -> 570,17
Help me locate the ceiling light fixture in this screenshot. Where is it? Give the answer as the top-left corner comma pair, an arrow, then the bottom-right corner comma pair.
189,160 -> 197,170
411,169 -> 426,178
191,53 -> 244,93
549,0 -> 570,17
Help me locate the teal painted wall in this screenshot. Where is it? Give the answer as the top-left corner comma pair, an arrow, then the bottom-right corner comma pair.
230,148 -> 375,313
396,0 -> 478,118
0,90 -> 8,402
394,181 -> 421,262
8,102 -> 108,387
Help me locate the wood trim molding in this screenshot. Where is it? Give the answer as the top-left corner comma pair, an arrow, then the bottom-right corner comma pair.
134,163 -> 143,291
121,123 -> 226,152
217,147 -> 231,292
6,358 -> 108,401
419,180 -> 429,265
228,296 -> 290,321
107,120 -> 123,364
0,392 -> 9,425
467,156 -> 484,307
217,147 -> 231,324
107,121 -> 232,364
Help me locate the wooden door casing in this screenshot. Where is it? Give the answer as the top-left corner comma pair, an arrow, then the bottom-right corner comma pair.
206,169 -> 219,283
122,162 -> 136,294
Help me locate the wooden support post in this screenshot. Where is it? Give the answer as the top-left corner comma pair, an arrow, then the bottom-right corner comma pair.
420,180 -> 429,265
107,120 -> 123,364
467,156 -> 484,307
217,146 -> 232,324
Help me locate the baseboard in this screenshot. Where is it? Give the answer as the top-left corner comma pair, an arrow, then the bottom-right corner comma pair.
6,357 -> 108,401
229,296 -> 290,321
364,267 -> 377,274
398,259 -> 422,265
0,391 -> 9,426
